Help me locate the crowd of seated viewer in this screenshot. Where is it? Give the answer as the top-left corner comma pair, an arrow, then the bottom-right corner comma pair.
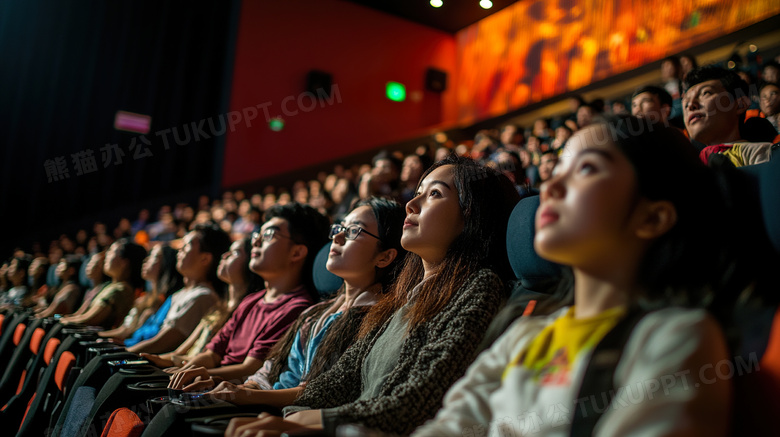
1,57 -> 779,436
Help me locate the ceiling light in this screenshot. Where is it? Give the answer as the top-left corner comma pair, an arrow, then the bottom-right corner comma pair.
480,0 -> 493,9
430,0 -> 443,8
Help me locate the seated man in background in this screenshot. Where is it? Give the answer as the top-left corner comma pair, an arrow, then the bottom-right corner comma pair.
534,149 -> 559,189
127,224 -> 231,353
631,85 -> 673,125
166,203 -> 330,391
759,81 -> 780,140
683,65 -> 773,166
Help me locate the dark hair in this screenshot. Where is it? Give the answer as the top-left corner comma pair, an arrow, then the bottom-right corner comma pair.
264,202 -> 330,296
759,81 -> 779,93
632,85 -> 673,107
608,118 -> 725,298
662,56 -> 682,75
59,254 -> 83,278
359,155 -> 521,337
264,198 -> 406,385
191,223 -> 231,297
248,206 -> 263,218
29,257 -> 50,289
538,116 -> 733,314
414,153 -> 434,174
114,238 -> 148,290
569,94 -> 586,106
10,254 -> 32,287
156,245 -> 184,297
351,197 -> 408,288
680,53 -> 698,70
372,150 -> 403,174
589,98 -> 606,113
762,61 -> 780,76
742,117 -> 778,142
684,65 -> 749,103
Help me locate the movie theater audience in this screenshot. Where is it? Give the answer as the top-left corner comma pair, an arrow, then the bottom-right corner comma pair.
3,52 -> 779,437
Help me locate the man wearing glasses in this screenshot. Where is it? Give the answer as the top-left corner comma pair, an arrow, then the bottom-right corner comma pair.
168,202 -> 330,393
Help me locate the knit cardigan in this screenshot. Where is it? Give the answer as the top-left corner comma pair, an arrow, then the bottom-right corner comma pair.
287,268 -> 504,436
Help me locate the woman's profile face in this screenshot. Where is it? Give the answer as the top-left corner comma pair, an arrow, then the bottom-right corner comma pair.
55,259 -> 69,279
680,56 -> 695,75
103,242 -> 124,278
8,260 -> 24,283
402,165 -> 464,264
401,155 -> 423,184
141,245 -> 163,282
86,252 -> 105,280
217,240 -> 247,284
534,125 -> 639,268
327,205 -> 384,283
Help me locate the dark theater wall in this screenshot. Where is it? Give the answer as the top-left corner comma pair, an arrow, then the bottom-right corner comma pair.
222,0 -> 457,188
0,1 -> 239,254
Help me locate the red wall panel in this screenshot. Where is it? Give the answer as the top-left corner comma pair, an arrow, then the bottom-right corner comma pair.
222,0 -> 457,188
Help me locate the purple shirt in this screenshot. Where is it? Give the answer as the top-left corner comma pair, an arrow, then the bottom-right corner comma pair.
206,286 -> 313,365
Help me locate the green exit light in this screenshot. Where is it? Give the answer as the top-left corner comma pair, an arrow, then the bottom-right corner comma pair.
386,82 -> 406,102
269,117 -> 285,131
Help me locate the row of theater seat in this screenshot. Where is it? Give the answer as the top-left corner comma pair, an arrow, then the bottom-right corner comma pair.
1,148 -> 778,436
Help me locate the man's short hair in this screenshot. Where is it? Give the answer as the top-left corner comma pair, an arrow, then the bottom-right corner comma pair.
632,85 -> 673,107
759,81 -> 779,93
371,150 -> 402,172
190,223 -> 232,295
683,65 -> 749,101
264,202 -> 330,294
761,61 -> 780,74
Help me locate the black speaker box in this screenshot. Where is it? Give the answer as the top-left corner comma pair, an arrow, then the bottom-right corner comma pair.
306,70 -> 333,99
425,67 -> 447,93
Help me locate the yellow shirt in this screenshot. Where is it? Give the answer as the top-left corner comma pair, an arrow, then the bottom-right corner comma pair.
506,306 -> 626,386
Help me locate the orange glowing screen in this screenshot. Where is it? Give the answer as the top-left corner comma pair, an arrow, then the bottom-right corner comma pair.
455,0 -> 780,123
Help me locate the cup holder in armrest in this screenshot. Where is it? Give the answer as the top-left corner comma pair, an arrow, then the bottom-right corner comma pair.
127,380 -> 170,391
118,365 -> 158,375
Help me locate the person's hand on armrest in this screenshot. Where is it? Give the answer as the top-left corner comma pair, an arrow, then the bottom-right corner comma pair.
168,366 -> 222,391
207,381 -> 262,405
139,353 -> 176,370
226,412 -> 323,437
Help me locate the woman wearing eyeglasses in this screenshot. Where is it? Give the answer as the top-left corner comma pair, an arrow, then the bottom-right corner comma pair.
139,198 -> 406,435
226,155 -> 521,437
195,197 -> 407,406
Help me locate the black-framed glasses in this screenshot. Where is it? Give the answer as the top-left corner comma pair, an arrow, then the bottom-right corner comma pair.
252,228 -> 294,245
329,224 -> 382,242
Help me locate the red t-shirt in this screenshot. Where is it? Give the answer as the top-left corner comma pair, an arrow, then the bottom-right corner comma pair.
206,286 -> 314,365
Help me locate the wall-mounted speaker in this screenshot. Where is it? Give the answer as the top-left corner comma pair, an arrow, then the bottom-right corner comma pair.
306,70 -> 333,99
425,67 -> 447,93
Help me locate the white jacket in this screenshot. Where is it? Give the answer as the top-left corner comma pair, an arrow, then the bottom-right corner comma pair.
412,307 -> 733,437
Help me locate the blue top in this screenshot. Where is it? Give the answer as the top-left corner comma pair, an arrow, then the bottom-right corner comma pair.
273,311 -> 342,389
123,295 -> 173,347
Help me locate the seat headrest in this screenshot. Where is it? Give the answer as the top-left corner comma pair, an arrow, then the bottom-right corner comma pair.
740,145 -> 780,253
506,195 -> 562,290
313,242 -> 343,298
